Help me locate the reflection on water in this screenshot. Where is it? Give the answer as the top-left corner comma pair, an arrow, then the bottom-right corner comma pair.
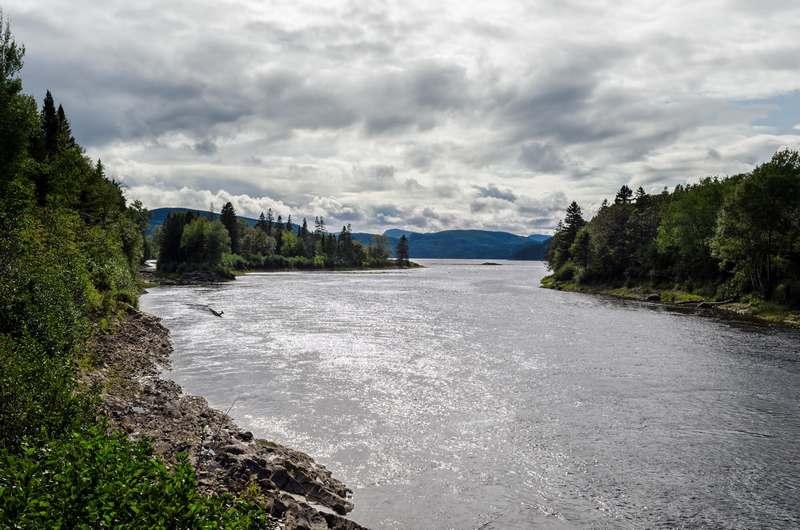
140,260 -> 800,529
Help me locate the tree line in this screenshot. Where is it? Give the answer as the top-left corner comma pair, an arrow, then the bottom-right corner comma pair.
545,149 -> 800,307
155,203 -> 412,273
0,15 -> 271,526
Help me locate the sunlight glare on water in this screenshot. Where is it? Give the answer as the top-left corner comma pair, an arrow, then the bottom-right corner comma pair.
140,260 -> 800,529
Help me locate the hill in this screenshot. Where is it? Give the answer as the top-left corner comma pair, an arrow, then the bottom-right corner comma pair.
149,208 -> 550,260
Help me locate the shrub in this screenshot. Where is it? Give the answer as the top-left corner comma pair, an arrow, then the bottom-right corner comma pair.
0,425 -> 272,529
553,262 -> 577,282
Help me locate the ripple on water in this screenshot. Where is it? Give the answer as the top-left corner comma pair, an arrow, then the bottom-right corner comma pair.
141,260 -> 800,529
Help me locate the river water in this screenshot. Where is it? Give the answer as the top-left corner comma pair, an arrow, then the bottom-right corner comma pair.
140,260 -> 800,529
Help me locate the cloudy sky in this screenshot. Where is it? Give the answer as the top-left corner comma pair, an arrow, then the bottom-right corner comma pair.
7,1 -> 800,234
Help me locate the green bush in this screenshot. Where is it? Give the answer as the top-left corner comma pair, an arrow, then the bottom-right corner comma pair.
0,19 -> 273,527
553,262 -> 577,282
0,425 -> 272,529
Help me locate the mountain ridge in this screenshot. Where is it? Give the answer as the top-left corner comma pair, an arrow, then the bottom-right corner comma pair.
147,207 -> 551,260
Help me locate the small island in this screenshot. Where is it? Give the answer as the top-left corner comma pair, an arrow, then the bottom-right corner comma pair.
152,207 -> 417,283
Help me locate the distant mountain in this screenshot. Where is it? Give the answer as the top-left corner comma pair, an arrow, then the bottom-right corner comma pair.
527,234 -> 551,243
354,229 -> 551,260
383,228 -> 418,238
148,208 -> 550,260
387,229 -> 550,260
511,240 -> 550,260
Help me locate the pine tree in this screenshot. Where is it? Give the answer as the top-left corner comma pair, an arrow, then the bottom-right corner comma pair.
266,208 -> 274,234
276,214 -> 283,231
286,214 -> 292,230
615,185 -> 633,204
41,90 -> 58,157
396,235 -> 410,265
337,225 -> 355,265
56,104 -> 76,150
564,201 -> 585,234
220,202 -> 240,254
299,218 -> 309,239
547,201 -> 586,271
255,212 -> 267,232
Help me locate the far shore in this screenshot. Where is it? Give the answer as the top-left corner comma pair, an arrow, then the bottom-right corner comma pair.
541,276 -> 800,329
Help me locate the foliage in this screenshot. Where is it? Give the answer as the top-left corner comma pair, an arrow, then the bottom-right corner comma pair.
710,150 -> 800,298
0,18 -> 272,527
396,234 -> 410,265
156,212 -> 231,274
220,201 -> 240,254
545,149 -> 800,307
0,425 -> 271,529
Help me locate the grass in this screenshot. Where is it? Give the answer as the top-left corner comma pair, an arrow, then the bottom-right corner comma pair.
540,275 -> 800,328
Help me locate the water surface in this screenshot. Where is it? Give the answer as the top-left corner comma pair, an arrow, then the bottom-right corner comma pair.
140,260 -> 800,529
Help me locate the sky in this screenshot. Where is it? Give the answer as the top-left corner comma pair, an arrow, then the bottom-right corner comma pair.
6,0 -> 800,234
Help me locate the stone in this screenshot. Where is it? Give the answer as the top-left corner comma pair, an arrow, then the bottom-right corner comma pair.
85,308 -> 367,530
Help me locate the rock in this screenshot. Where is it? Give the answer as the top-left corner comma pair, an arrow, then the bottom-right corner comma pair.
85,308 -> 367,530
645,293 -> 661,302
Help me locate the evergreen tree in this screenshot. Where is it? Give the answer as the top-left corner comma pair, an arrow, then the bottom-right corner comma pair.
255,212 -> 267,232
396,235 -> 410,265
0,11 -> 27,176
266,208 -> 274,234
41,90 -> 58,157
615,185 -> 633,204
286,214 -> 292,230
299,218 -> 309,239
547,201 -> 585,271
337,225 -> 355,265
219,201 -> 240,254
634,186 -> 648,206
56,104 -> 75,150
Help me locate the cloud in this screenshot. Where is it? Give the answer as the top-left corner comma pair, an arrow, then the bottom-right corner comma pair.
518,142 -> 565,173
6,0 -> 800,234
193,139 -> 218,156
475,183 -> 517,202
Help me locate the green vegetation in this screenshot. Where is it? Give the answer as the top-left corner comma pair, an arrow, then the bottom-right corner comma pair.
543,149 -> 800,317
156,204 -> 416,274
1,426 -> 269,528
0,16 -> 269,527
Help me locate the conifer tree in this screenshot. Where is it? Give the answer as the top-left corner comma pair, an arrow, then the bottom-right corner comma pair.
266,208 -> 274,234
41,90 -> 58,157
396,235 -> 410,265
615,185 -> 633,204
56,104 -> 75,150
220,201 -> 240,254
255,212 -> 267,232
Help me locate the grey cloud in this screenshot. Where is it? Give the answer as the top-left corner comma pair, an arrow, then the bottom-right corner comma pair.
8,0 -> 800,235
193,139 -> 218,155
475,184 -> 517,202
518,142 -> 565,172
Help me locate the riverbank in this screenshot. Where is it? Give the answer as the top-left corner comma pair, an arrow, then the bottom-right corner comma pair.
541,275 -> 800,328
84,307 -> 366,530
140,262 -> 422,286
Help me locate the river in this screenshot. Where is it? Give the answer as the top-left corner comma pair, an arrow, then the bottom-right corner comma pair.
140,260 -> 800,529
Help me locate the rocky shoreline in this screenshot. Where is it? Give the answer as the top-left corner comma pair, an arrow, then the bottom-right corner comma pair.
541,279 -> 800,328
84,308 -> 366,530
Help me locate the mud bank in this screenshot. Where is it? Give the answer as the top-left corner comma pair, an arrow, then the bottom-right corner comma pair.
85,308 -> 366,530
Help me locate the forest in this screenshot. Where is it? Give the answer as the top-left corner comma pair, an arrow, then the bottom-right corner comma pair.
0,16 -> 272,526
544,149 -> 800,308
154,206 -> 412,275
